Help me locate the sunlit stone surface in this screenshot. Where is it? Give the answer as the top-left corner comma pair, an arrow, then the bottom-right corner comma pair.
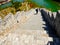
0,9 -> 53,45
1,30 -> 53,45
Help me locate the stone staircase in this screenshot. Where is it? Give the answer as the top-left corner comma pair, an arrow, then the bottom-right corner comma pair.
0,8 -> 54,45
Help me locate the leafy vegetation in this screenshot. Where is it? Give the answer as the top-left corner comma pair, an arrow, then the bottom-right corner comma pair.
53,0 -> 60,2
11,2 -> 22,11
0,0 -> 41,18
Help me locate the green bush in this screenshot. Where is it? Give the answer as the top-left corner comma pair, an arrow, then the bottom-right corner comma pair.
11,1 -> 22,11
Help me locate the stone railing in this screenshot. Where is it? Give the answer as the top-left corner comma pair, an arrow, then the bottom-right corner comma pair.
40,8 -> 60,37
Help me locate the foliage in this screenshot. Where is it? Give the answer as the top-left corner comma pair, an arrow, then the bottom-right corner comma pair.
11,1 -> 22,11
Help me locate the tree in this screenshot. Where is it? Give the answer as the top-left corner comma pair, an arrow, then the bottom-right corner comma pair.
53,0 -> 60,2
11,1 -> 22,11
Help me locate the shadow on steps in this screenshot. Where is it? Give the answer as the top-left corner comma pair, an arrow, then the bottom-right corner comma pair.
40,9 -> 60,45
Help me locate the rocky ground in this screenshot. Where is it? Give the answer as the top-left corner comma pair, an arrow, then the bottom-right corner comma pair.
0,9 -> 60,45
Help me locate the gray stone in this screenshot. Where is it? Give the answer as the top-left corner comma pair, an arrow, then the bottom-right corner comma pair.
4,13 -> 15,28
